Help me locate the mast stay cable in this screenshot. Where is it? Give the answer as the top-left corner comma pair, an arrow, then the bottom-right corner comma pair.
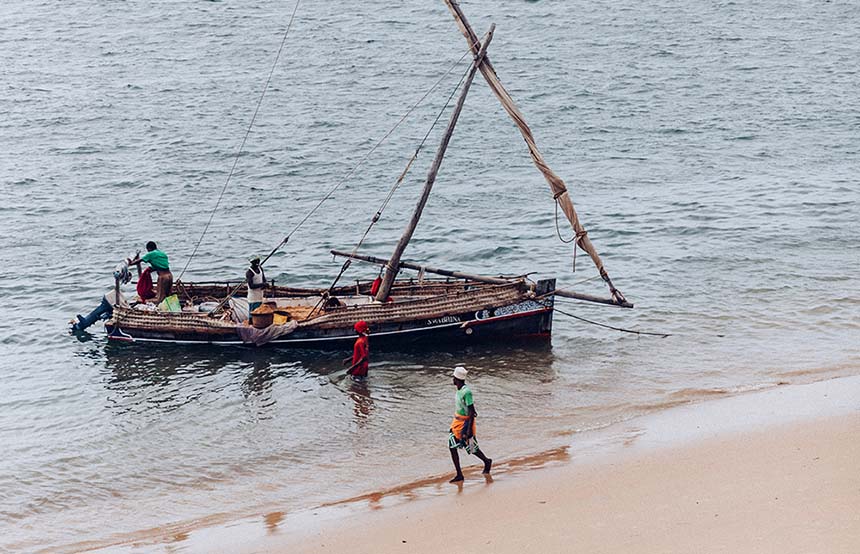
178,0 -> 302,283
317,47 -> 481,302
206,36 -> 486,315
258,33 -> 487,268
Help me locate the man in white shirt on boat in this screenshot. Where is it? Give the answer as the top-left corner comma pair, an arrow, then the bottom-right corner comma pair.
246,255 -> 267,313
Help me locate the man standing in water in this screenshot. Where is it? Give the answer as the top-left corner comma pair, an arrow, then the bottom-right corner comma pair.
128,241 -> 172,305
343,320 -> 370,381
245,255 -> 266,313
448,366 -> 492,482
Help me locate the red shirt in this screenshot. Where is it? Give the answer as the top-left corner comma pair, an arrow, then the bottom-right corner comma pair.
136,267 -> 155,301
351,335 -> 369,377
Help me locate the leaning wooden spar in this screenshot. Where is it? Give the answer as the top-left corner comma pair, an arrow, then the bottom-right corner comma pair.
373,25 -> 493,303
441,0 -> 627,306
93,5 -> 632,349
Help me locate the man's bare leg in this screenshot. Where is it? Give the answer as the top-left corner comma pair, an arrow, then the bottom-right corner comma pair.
473,448 -> 492,474
449,448 -> 464,482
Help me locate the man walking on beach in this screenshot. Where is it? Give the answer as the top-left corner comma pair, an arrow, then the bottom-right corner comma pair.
448,366 -> 492,482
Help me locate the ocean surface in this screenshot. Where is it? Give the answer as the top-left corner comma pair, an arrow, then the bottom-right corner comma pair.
1,0 -> 858,552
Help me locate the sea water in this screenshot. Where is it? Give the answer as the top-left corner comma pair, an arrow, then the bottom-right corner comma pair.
1,0 -> 858,551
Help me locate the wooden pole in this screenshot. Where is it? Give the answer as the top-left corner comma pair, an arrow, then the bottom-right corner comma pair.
332,249 -> 633,308
374,25 -> 495,302
333,249 -> 512,285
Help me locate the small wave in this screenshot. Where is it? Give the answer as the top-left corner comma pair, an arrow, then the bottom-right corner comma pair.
655,127 -> 689,135
668,387 -> 730,400
668,382 -> 777,400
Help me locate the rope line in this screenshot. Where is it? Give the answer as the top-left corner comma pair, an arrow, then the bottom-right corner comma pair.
260,33 -> 487,268
178,0 -> 302,282
207,35 -> 485,316
554,306 -> 671,338
319,56 -> 477,299
554,199 -> 590,272
554,199 -> 576,244
566,274 -> 602,288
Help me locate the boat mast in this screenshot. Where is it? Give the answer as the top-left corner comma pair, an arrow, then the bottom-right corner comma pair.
441,0 -> 626,305
374,25 -> 495,302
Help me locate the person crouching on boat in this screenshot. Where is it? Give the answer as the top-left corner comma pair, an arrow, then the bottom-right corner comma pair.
448,366 -> 492,483
246,255 -> 266,313
128,241 -> 173,305
343,320 -> 370,381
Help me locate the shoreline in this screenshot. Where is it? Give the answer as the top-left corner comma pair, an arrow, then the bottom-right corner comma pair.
80,373 -> 860,554
282,412 -> 859,554
278,375 -> 860,554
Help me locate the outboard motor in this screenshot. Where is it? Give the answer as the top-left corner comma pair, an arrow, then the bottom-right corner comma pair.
70,259 -> 133,332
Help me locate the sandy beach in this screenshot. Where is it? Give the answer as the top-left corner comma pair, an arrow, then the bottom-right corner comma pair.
74,375 -> 860,554
212,376 -> 860,554
273,416 -> 856,554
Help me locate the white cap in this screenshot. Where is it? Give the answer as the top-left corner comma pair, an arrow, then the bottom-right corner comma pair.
452,366 -> 468,380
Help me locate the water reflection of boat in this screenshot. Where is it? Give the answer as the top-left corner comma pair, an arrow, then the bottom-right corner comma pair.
101,2 -> 631,350
102,342 -> 339,386
104,343 -> 235,383
102,343 -> 301,415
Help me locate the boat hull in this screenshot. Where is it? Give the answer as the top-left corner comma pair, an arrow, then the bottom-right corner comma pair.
105,298 -> 553,349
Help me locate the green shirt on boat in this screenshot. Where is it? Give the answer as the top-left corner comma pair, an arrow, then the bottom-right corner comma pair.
455,385 -> 473,416
141,249 -> 170,271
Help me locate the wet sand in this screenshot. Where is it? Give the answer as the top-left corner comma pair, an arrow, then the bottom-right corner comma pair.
260,376 -> 860,554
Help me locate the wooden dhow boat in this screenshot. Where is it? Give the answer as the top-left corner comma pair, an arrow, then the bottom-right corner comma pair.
99,2 -> 633,349
106,277 -> 557,348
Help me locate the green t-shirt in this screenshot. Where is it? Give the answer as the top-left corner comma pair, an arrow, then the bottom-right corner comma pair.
455,385 -> 473,416
141,249 -> 170,271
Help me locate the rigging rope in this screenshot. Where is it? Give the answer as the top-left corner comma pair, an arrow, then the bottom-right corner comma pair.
554,305 -> 671,338
554,198 -> 589,272
206,35 -> 486,315
258,33 -> 487,268
554,199 -> 576,244
566,274 -> 602,288
178,0 -> 302,282
318,56 -> 478,300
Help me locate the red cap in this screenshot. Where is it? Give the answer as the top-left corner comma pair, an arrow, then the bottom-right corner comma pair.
354,320 -> 369,334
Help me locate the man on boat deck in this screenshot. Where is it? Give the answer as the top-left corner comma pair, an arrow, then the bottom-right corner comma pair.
128,241 -> 172,305
343,320 -> 370,381
246,255 -> 267,314
448,366 -> 492,483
